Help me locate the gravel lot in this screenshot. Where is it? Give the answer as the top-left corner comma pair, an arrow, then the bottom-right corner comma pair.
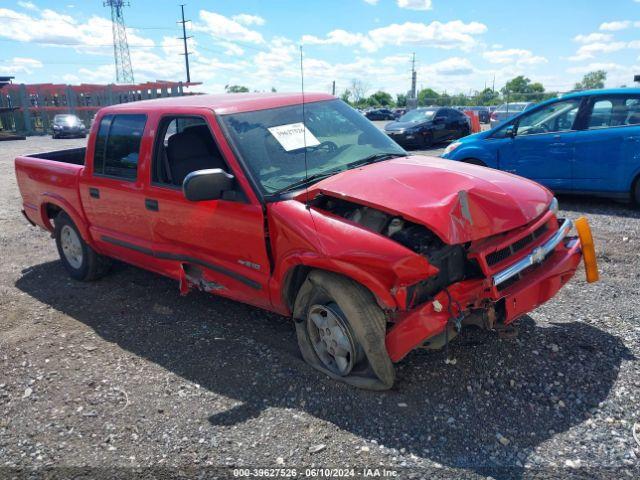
1,136 -> 639,479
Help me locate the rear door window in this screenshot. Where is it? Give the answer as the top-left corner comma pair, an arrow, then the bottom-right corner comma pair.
93,114 -> 147,180
586,95 -> 640,129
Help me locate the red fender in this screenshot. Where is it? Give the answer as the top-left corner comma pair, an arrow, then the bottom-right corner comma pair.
39,193 -> 93,244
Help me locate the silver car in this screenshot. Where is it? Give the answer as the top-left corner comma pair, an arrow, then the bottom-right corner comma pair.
489,102 -> 535,129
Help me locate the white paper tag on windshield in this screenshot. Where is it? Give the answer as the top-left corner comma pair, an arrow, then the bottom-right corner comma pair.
268,123 -> 320,152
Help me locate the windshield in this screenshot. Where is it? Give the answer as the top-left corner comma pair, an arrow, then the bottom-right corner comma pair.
221,99 -> 406,195
497,103 -> 527,113
54,115 -> 79,124
398,109 -> 436,123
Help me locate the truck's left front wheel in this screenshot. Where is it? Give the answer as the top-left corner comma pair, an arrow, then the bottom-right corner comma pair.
54,212 -> 111,281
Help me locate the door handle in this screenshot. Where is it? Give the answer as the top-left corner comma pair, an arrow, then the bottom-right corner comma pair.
89,187 -> 100,199
145,198 -> 159,211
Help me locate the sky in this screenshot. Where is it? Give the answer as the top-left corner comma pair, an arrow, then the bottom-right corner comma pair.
0,0 -> 639,96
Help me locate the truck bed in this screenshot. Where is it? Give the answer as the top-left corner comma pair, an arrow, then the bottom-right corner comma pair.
26,147 -> 86,165
15,149 -> 86,232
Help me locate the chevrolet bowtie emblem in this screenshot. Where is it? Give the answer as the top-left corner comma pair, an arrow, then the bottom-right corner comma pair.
531,247 -> 546,264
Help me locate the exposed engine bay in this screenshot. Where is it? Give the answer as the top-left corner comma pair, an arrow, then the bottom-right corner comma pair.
313,195 -> 483,306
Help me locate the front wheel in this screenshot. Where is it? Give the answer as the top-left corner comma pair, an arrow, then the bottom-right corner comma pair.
293,270 -> 395,390
54,212 -> 112,281
633,178 -> 640,206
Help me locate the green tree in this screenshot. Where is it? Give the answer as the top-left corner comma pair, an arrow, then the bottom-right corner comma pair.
340,89 -> 352,104
367,90 -> 394,107
395,93 -> 407,108
477,87 -> 500,106
225,85 -> 250,93
502,76 -> 546,102
574,70 -> 607,91
417,88 -> 440,106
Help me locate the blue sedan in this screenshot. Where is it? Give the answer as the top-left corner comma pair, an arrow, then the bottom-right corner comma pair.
441,89 -> 640,204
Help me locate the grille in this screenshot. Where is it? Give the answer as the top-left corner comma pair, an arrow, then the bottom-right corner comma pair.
486,223 -> 549,267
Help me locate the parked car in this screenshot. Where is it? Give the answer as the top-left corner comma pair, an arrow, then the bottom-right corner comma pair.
51,114 -> 86,139
392,108 -> 407,119
442,88 -> 640,204
365,108 -> 395,121
465,106 -> 490,124
15,93 -> 597,390
489,102 -> 535,129
384,107 -> 471,148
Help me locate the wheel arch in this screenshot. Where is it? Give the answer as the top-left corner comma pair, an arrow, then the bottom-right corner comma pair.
281,263 -> 397,317
461,158 -> 488,167
40,195 -> 92,244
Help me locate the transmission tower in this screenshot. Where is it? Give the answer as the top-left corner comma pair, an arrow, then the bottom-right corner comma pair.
104,1 -> 135,84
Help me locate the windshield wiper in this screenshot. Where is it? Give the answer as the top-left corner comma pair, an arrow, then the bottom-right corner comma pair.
272,170 -> 343,195
347,152 -> 406,169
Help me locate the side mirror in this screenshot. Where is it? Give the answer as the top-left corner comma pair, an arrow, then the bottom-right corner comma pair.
183,168 -> 234,202
505,125 -> 516,138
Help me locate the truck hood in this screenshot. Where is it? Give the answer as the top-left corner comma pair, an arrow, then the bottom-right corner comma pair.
304,155 -> 552,244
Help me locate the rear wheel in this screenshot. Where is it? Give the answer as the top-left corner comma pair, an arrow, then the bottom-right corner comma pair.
293,270 -> 395,390
54,212 -> 111,281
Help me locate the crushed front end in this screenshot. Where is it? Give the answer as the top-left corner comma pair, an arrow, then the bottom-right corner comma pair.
384,206 -> 591,362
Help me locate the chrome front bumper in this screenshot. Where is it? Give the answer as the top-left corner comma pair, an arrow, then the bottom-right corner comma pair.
493,218 -> 574,287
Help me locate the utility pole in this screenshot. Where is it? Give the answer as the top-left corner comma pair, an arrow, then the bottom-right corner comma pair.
410,52 -> 417,99
332,80 -> 336,96
407,52 -> 417,110
178,4 -> 192,83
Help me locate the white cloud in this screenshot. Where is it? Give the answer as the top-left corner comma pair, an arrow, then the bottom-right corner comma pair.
599,20 -> 632,31
370,20 -> 487,51
231,14 -> 266,26
426,57 -> 475,75
574,32 -> 613,44
17,1 -> 37,10
0,7 -> 153,55
302,29 -> 376,52
568,41 -> 627,61
0,57 -> 43,75
483,48 -> 547,65
195,10 -> 265,44
304,20 -> 487,52
397,0 -> 433,10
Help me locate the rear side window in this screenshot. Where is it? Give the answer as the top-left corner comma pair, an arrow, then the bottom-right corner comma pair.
587,95 -> 640,129
93,114 -> 147,180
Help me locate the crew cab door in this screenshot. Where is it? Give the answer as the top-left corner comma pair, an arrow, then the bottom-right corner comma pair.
143,111 -> 272,309
572,94 -> 640,193
499,98 -> 581,190
79,113 -> 157,265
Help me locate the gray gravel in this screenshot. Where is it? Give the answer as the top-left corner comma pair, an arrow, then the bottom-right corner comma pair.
1,136 -> 639,479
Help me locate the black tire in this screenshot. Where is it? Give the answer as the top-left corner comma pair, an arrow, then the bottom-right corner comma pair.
54,212 -> 111,281
52,133 -> 58,139
293,270 -> 395,390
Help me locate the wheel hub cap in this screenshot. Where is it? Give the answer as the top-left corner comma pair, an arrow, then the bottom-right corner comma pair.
307,304 -> 357,376
60,225 -> 83,269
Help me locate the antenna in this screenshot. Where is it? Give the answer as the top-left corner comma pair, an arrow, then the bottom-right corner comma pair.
104,1 -> 135,84
300,45 -> 310,206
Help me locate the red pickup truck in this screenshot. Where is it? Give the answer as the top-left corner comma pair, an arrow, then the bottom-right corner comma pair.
15,93 -> 598,389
